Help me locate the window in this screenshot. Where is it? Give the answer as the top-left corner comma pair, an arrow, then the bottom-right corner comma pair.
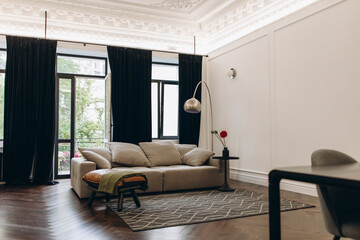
0,50 -> 6,140
57,55 -> 106,76
151,57 -> 179,139
56,54 -> 108,178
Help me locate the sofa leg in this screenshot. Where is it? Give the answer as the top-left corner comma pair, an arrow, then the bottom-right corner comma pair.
87,191 -> 96,207
333,236 -> 340,240
130,190 -> 141,208
117,192 -> 124,212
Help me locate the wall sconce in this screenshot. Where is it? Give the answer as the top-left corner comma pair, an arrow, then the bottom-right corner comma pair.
227,68 -> 236,79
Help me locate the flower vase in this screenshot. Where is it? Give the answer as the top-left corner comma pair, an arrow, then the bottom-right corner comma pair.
222,147 -> 229,160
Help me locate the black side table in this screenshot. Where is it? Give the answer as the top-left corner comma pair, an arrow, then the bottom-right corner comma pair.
213,155 -> 239,191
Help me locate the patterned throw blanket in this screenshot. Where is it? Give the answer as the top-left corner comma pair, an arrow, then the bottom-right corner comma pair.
98,171 -> 148,195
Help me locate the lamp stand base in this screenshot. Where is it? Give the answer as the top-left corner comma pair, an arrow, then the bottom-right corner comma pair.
218,184 -> 235,192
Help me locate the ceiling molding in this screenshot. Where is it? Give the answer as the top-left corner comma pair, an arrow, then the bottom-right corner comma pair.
150,0 -> 205,12
0,0 -> 320,54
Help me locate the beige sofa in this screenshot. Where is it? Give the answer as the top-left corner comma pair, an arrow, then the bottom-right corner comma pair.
71,156 -> 224,199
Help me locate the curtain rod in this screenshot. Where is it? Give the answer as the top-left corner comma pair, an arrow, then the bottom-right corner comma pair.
0,33 -> 208,57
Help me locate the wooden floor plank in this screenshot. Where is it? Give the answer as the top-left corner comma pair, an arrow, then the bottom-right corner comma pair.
0,179 -> 350,240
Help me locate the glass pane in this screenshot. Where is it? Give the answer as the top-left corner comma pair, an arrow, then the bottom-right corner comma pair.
58,78 -> 71,140
75,77 -> 106,151
58,143 -> 71,175
153,55 -> 178,64
163,84 -> 178,136
0,51 -> 6,70
57,55 -> 106,76
152,64 -> 178,81
0,73 -> 4,139
151,82 -> 158,138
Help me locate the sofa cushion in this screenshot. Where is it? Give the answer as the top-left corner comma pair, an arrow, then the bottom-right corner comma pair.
173,144 -> 197,156
139,141 -> 182,166
81,150 -> 112,169
153,165 -> 223,191
182,148 -> 214,166
109,142 -> 151,167
78,147 -> 112,162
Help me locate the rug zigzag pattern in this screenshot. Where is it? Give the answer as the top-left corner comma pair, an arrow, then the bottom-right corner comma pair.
105,188 -> 314,231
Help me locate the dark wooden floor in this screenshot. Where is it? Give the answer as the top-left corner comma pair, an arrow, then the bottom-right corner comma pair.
0,179 -> 348,240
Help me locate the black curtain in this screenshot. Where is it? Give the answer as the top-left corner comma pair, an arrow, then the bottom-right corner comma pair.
4,36 -> 57,185
107,46 -> 152,144
178,54 -> 202,145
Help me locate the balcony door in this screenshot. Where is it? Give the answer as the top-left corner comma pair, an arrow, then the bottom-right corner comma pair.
56,76 -> 75,178
55,54 -> 108,179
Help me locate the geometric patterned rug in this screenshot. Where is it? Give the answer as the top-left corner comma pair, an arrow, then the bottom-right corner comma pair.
105,188 -> 315,231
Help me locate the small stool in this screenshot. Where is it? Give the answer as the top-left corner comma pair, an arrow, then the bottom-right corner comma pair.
82,169 -> 147,211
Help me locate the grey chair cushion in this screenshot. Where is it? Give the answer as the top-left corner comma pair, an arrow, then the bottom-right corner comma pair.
340,212 -> 360,239
311,149 -> 360,239
311,149 -> 357,166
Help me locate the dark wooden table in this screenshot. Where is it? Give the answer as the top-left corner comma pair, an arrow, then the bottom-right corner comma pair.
213,156 -> 239,191
268,163 -> 360,240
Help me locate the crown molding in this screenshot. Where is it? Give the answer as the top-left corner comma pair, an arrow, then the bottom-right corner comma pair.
0,0 -> 321,54
203,0 -> 320,52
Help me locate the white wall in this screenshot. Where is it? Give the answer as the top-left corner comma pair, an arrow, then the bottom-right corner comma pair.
207,0 -> 360,196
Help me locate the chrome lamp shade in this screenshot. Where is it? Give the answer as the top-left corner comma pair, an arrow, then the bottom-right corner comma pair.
183,81 -> 214,150
184,97 -> 201,113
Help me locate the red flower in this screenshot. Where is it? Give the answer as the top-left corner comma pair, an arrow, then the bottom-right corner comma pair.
211,129 -> 228,147
220,131 -> 227,138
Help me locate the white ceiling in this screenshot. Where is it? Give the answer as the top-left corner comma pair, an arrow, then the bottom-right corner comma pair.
0,0 -> 319,54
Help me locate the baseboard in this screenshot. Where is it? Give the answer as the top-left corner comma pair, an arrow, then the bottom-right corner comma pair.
230,168 -> 317,197
230,168 -> 268,187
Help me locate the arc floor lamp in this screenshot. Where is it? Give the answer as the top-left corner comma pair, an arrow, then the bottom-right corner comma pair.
183,81 -> 214,151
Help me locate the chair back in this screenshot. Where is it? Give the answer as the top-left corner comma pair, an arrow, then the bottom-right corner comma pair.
311,149 -> 359,236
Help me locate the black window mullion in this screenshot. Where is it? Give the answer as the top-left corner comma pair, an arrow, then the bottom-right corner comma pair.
55,75 -> 60,179
152,61 -> 178,66
160,82 -> 164,138
157,82 -> 161,139
70,76 -> 76,161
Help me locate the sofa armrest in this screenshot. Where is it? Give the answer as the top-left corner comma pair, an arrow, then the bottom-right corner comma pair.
208,157 -> 223,170
71,157 -> 96,198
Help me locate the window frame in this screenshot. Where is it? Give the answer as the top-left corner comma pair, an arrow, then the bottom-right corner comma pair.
56,53 -> 107,77
55,53 -> 108,179
0,49 -> 5,73
151,61 -> 179,140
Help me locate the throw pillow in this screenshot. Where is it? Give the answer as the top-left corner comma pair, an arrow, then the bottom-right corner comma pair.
81,150 -> 112,169
139,141 -> 182,166
173,144 -> 197,156
78,147 -> 112,162
182,148 -> 214,166
109,142 -> 151,167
